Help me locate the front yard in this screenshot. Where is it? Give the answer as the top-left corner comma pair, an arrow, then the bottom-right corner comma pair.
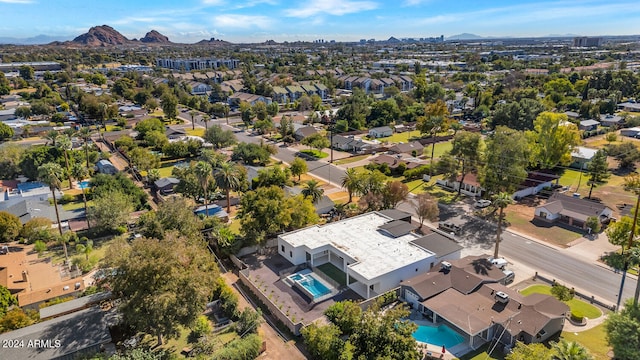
519,284 -> 603,319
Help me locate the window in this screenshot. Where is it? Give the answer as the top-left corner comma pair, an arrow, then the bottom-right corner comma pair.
289,251 -> 293,258
281,245 -> 285,252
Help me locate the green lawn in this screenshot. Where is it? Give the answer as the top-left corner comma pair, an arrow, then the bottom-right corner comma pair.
459,344 -> 505,360
561,324 -> 610,360
316,263 -> 347,286
404,179 -> 428,194
61,200 -> 93,211
300,149 -> 329,159
186,128 -> 205,137
520,285 -> 602,319
423,141 -> 453,161
376,130 -> 423,143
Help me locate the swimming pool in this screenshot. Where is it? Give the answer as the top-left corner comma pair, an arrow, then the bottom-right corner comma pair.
412,324 -> 465,348
78,180 -> 91,189
288,271 -> 332,299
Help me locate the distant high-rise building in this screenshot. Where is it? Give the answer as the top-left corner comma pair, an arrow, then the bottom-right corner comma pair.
573,37 -> 602,47
155,58 -> 239,71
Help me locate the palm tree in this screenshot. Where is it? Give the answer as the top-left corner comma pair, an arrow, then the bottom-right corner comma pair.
223,104 -> 230,125
341,168 -> 362,203
98,103 -> 108,130
190,110 -> 197,131
552,339 -> 593,360
492,192 -> 513,259
71,163 -> 91,229
214,163 -> 242,214
78,127 -> 93,168
302,180 -> 324,204
202,114 -> 211,131
195,161 -> 213,216
76,239 -> 93,261
38,163 -> 66,258
147,168 -> 161,185
44,130 -> 60,146
56,135 -> 74,189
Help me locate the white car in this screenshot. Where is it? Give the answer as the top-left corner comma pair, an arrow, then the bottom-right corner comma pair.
488,257 -> 508,269
474,199 -> 492,208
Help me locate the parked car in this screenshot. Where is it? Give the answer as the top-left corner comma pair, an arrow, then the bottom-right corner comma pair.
474,199 -> 492,208
439,221 -> 462,234
502,270 -> 515,284
488,256 -> 508,269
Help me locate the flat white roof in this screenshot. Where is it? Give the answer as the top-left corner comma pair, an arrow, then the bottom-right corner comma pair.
280,212 -> 435,280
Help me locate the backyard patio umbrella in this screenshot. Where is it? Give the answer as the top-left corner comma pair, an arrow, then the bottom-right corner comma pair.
442,345 -> 446,354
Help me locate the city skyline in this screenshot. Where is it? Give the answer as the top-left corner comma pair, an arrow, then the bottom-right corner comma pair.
1,0 -> 639,43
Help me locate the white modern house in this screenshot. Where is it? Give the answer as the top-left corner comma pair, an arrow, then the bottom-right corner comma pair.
277,212 -> 460,299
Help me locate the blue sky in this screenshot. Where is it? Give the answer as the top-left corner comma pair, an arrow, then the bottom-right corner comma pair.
1,0 -> 639,43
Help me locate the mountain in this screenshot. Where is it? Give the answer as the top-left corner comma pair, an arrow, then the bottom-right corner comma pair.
194,37 -> 231,46
140,30 -> 171,44
0,34 -> 70,45
387,36 -> 401,43
446,33 -> 483,40
72,25 -> 131,46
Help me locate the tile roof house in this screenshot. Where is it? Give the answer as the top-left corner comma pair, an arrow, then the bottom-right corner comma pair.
400,256 -> 568,352
387,141 -> 424,155
579,119 -> 600,131
294,126 -> 320,141
534,193 -> 614,229
153,177 -> 180,195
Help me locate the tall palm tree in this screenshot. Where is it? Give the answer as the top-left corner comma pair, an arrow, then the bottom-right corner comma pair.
56,135 -> 74,189
190,110 -> 197,131
552,339 -> 593,360
78,127 -> 93,168
341,168 -> 362,203
223,104 -> 230,125
38,163 -> 67,259
302,180 -> 324,204
493,192 -> 513,259
195,161 -> 213,216
71,163 -> 90,229
215,163 -> 242,214
98,103 -> 108,130
202,114 -> 211,131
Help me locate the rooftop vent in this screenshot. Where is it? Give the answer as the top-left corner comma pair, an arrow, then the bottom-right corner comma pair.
495,291 -> 509,304
441,261 -> 452,272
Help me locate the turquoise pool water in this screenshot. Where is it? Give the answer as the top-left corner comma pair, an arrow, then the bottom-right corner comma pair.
412,324 -> 465,348
78,180 -> 91,189
289,273 -> 331,299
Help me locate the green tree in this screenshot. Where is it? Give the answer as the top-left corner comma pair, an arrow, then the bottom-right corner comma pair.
367,98 -> 400,127
189,110 -> 197,131
56,135 -> 74,189
143,131 -> 169,151
551,283 -> 574,301
585,216 -> 601,234
506,342 -> 554,360
449,131 -> 483,195
0,211 -> 21,243
302,133 -> 330,153
586,149 -> 610,199
153,197 -> 203,239
71,164 -> 90,229
204,124 -> 236,149
254,166 -> 291,188
134,117 -> 164,140
279,115 -> 295,144
129,147 -> 160,172
302,179 -> 324,204
104,234 -> 219,345
161,93 -> 178,120
482,126 -> 529,195
19,217 -> 53,244
235,308 -> 262,335
605,299 -> 640,360
526,112 -> 581,169
417,100 -> 450,174
37,163 -> 64,238
194,161 -> 214,216
0,143 -> 24,179
231,142 -> 273,166
324,300 -> 362,335
19,65 -> 34,80
14,106 -> 31,120
33,240 -> 47,255
302,323 -> 345,360
215,163 -> 243,214
493,192 -> 513,259
88,191 -> 133,232
238,186 -> 318,244
78,127 -> 93,168
0,308 -> 35,331
414,192 -> 439,230
552,339 -> 593,360
289,157 -> 308,181
0,122 -> 14,141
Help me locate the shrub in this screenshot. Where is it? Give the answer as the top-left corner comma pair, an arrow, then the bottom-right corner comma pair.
58,193 -> 76,204
212,333 -> 262,360
403,165 -> 431,180
570,310 -> 584,322
551,283 -> 574,301
191,315 -> 212,339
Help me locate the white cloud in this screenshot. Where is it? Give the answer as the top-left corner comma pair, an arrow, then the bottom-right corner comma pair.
201,0 -> 225,4
213,14 -> 272,29
111,16 -> 169,26
0,0 -> 34,3
285,0 -> 378,18
403,0 -> 431,6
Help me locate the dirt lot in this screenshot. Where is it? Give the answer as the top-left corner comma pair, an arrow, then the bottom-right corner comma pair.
505,199 -> 583,247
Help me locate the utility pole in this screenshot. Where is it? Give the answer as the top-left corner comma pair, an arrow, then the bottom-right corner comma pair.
616,189 -> 640,311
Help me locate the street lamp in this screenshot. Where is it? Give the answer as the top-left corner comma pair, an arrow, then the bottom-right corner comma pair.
616,188 -> 640,311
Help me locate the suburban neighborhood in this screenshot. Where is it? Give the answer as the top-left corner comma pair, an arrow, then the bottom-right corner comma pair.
1,19 -> 640,360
